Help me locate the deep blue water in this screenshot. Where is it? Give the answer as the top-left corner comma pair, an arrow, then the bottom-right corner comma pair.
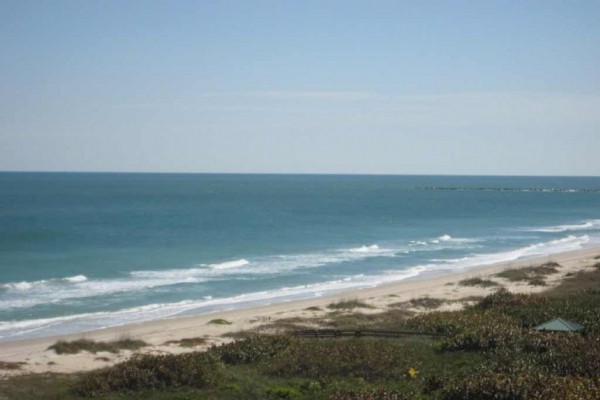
1,173 -> 599,341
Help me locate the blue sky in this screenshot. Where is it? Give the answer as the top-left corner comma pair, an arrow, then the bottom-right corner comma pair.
1,0 -> 599,175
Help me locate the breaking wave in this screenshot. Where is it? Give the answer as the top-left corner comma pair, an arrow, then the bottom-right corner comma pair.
208,259 -> 250,270
0,231 -> 594,342
427,235 -> 589,271
0,275 -> 88,292
524,219 -> 600,233
349,244 -> 381,253
0,233 -> 591,342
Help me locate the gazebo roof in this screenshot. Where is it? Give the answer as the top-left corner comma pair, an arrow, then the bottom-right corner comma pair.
533,318 -> 584,332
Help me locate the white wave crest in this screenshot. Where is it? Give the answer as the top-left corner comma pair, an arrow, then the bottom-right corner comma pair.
0,234 -> 593,343
0,281 -> 33,291
65,275 -> 88,283
0,272 -> 206,311
349,244 -> 380,253
431,235 -> 480,244
0,274 -> 89,292
209,259 -> 250,270
172,245 -> 397,278
435,235 -> 589,271
0,269 -> 425,342
525,219 -> 600,233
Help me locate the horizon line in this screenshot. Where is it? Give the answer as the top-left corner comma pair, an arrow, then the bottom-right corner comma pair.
1,170 -> 599,178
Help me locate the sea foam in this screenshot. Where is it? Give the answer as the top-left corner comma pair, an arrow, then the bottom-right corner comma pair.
0,275 -> 88,292
431,235 -> 589,271
0,234 -> 593,342
349,244 -> 380,253
209,259 -> 250,270
524,219 -> 600,233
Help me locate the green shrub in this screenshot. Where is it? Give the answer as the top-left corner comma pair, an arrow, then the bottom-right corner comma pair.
265,339 -> 418,380
72,351 -> 223,396
211,334 -> 294,365
265,385 -> 302,399
501,332 -> 600,377
473,289 -> 542,311
328,387 -> 418,400
442,372 -> 600,400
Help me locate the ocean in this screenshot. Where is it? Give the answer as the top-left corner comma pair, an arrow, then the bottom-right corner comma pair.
1,173 -> 599,342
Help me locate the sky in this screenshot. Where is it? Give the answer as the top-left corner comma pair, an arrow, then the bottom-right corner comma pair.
1,0 -> 599,176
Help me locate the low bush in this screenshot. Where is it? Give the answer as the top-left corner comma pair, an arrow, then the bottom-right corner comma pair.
72,351 -> 223,396
328,386 -> 418,400
212,334 -> 294,365
265,339 -> 417,380
499,332 -> 600,377
264,385 -> 302,399
442,372 -> 600,400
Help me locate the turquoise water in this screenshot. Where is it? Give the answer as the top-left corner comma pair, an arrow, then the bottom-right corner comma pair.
1,173 -> 599,341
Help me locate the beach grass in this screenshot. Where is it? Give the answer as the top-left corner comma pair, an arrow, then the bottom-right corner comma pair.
0,361 -> 26,370
47,338 -> 147,354
208,318 -> 233,325
544,261 -> 600,297
495,262 -> 560,285
304,306 -> 321,311
390,297 -> 444,309
458,277 -> 500,287
409,297 -> 445,309
163,337 -> 208,347
252,316 -> 316,333
327,298 -> 374,310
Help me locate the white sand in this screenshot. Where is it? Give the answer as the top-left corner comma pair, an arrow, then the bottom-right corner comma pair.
1,246 -> 598,378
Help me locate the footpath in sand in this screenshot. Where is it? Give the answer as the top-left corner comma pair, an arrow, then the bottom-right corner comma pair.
1,247 -> 598,378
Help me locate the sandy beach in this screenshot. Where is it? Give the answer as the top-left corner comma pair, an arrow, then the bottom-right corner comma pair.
1,246 -> 599,378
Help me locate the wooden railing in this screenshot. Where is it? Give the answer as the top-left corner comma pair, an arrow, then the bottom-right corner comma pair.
292,329 -> 447,339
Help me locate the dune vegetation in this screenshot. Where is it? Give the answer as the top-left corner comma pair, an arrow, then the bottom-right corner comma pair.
1,262 -> 599,399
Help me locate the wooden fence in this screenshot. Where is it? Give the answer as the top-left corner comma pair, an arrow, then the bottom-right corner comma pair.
292,329 -> 447,339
